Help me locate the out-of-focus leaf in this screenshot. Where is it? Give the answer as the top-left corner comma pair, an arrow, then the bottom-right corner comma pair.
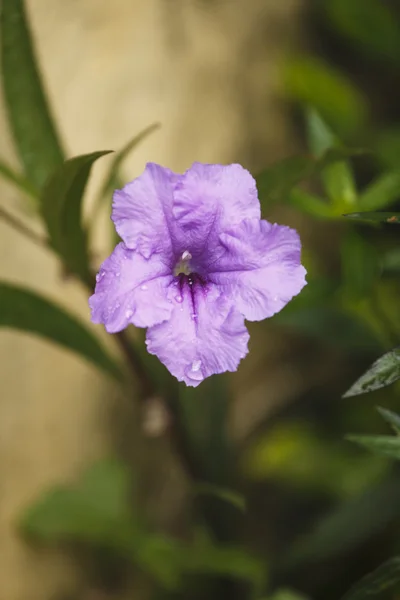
41,151 -> 112,284
347,435 -> 400,461
341,230 -> 380,300
306,108 -> 357,208
284,57 -> 367,134
357,172 -> 400,211
0,0 -> 65,189
256,156 -> 315,205
268,589 -> 309,600
95,122 -> 161,211
185,544 -> 264,584
273,306 -> 381,355
245,422 -> 388,498
375,128 -> 400,169
288,188 -> 333,219
341,556 -> 400,600
256,147 -> 364,209
382,247 -> 400,275
377,407 -> 400,435
194,483 -> 246,512
344,212 -> 400,224
283,479 -> 400,569
0,282 -> 122,380
21,458 -> 132,542
0,159 -> 38,200
343,347 -> 400,397
326,0 -> 400,64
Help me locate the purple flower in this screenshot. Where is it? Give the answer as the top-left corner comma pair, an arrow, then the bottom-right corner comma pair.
89,163 -> 307,386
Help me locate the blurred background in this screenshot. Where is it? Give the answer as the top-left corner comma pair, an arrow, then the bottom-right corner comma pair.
1,0 -> 400,599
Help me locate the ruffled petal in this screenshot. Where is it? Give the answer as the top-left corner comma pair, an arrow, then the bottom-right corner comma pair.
145,284 -> 249,386
112,163 -> 177,259
89,243 -> 173,333
171,163 -> 260,260
209,219 -> 307,321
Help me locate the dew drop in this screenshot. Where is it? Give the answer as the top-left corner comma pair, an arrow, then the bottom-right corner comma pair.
115,271 -> 120,277
191,359 -> 202,372
175,294 -> 183,303
273,296 -> 278,302
95,271 -> 104,282
125,309 -> 133,319
140,284 -> 148,291
191,313 -> 197,320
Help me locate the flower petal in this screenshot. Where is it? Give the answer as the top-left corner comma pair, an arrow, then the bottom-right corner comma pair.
146,285 -> 249,386
209,219 -> 307,321
112,163 -> 177,259
171,163 -> 260,259
89,243 -> 173,333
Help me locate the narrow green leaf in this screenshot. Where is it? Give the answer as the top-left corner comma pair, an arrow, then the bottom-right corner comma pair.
284,57 -> 367,134
0,282 -> 122,380
358,172 -> 400,211
256,156 -> 315,205
256,147 -> 363,209
288,188 -> 334,219
377,407 -> 400,435
268,590 -> 309,600
283,480 -> 400,569
341,230 -> 380,300
344,211 -> 400,224
185,544 -> 264,584
343,347 -> 400,397
95,122 -> 161,210
326,0 -> 400,65
347,435 -> 400,460
341,557 -> 400,600
194,483 -> 246,512
0,0 -> 65,189
306,108 -> 357,208
41,151 -> 112,284
0,159 -> 38,199
382,247 -> 400,275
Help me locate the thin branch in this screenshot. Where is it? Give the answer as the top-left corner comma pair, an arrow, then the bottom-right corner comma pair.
0,205 -> 48,248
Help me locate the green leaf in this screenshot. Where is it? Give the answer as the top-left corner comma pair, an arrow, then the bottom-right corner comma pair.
288,188 -> 334,219
0,159 -> 38,200
268,590 -> 309,600
326,0 -> 400,65
344,212 -> 400,224
21,458 -> 132,543
256,147 -> 363,210
343,347 -> 400,397
341,556 -> 400,600
256,156 -> 315,205
381,247 -> 400,275
347,435 -> 400,461
284,56 -> 367,134
306,108 -> 357,208
283,480 -> 400,569
377,407 -> 400,435
193,483 -> 246,512
273,306 -> 381,355
95,122 -> 161,211
0,0 -> 65,189
0,282 -> 122,380
358,172 -> 400,211
341,230 -> 380,300
185,543 -> 264,584
41,151 -> 112,284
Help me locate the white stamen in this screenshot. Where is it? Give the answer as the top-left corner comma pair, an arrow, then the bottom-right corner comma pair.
182,250 -> 192,261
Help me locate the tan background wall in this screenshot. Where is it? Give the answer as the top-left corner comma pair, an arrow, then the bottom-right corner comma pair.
0,1 -> 305,598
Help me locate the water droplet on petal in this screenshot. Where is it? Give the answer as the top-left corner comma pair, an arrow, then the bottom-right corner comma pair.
191,359 -> 201,372
140,284 -> 148,291
273,296 -> 278,302
191,313 -> 197,320
115,271 -> 120,277
115,301 -> 120,309
175,294 -> 183,303
125,309 -> 133,319
187,359 -> 204,381
95,271 -> 104,282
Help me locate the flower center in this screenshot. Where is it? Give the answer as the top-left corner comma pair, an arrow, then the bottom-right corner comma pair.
174,250 -> 192,277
